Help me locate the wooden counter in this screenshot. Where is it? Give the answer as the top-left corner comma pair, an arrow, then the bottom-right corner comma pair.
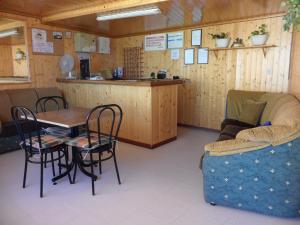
57,78 -> 183,148
57,78 -> 183,87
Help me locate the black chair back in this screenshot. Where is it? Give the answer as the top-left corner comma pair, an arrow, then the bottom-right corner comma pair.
85,104 -> 123,148
11,106 -> 43,151
35,96 -> 68,113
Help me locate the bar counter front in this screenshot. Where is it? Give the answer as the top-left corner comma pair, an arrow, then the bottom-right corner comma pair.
57,78 -> 183,148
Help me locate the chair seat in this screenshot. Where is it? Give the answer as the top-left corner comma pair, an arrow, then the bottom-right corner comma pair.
25,135 -> 64,149
43,126 -> 71,137
65,134 -> 111,150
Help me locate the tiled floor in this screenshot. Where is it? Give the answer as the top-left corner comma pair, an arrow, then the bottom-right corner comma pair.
0,127 -> 299,225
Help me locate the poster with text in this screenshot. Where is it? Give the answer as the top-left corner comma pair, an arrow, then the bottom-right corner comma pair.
144,33 -> 167,51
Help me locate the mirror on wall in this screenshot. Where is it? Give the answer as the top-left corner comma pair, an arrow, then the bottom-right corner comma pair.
0,17 -> 30,82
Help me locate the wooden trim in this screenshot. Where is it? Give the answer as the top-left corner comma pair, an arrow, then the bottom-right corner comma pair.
110,13 -> 286,38
41,0 -> 168,22
118,136 -> 177,149
178,124 -> 220,132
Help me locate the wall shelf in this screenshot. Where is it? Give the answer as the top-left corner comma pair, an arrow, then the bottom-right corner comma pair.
209,45 -> 277,58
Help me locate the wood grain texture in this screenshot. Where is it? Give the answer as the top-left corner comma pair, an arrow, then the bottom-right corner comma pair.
113,16 -> 293,130
0,12 -> 115,89
58,82 -> 179,147
0,0 -> 285,37
0,45 -> 13,76
289,30 -> 300,100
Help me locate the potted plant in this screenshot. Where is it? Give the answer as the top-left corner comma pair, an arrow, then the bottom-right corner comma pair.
249,24 -> 269,46
209,32 -> 231,48
282,0 -> 300,31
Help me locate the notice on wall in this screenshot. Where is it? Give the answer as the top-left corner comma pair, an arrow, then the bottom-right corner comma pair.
171,49 -> 180,60
32,28 -> 54,54
144,33 -> 166,51
97,37 -> 110,54
167,32 -> 184,49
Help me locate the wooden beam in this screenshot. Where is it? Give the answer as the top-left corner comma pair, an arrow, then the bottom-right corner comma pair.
0,21 -> 25,31
42,0 -> 168,22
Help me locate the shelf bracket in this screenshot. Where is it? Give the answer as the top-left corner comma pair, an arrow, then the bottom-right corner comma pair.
213,51 -> 218,58
262,48 -> 268,58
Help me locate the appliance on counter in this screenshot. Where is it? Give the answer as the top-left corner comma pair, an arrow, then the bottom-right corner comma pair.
80,59 -> 90,79
112,67 -> 123,79
157,69 -> 167,79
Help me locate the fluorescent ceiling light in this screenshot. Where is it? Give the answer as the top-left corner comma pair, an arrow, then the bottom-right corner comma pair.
0,29 -> 18,38
97,6 -> 161,21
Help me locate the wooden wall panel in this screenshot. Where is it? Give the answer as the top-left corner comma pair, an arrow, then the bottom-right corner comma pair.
113,16 -> 293,130
0,12 -> 115,89
289,31 -> 300,100
0,45 -> 13,76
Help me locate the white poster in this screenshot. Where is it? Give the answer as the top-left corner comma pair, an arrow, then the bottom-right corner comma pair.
171,49 -> 180,60
32,42 -> 54,54
32,28 -> 54,54
184,48 -> 194,65
98,37 -> 110,54
144,33 -> 166,51
198,48 -> 209,64
191,29 -> 202,46
167,32 -> 184,49
32,28 -> 47,43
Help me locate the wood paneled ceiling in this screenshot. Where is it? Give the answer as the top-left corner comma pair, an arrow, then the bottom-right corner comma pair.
0,0 -> 286,37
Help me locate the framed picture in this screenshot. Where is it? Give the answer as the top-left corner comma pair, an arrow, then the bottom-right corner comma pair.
184,48 -> 194,65
191,29 -> 202,46
167,31 -> 184,49
197,48 -> 209,64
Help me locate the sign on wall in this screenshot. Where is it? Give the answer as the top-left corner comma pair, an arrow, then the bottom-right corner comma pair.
144,33 -> 167,51
167,32 -> 184,49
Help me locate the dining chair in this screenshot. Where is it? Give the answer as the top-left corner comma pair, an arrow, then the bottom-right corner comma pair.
65,104 -> 123,195
35,96 -> 71,172
11,106 -> 71,198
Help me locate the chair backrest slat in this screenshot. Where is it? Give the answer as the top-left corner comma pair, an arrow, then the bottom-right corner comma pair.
35,96 -> 68,113
11,106 -> 43,150
85,104 -> 123,148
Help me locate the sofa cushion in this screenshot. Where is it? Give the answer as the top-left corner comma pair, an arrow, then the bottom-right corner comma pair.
220,119 -> 255,131
6,88 -> 38,112
239,100 -> 266,125
237,125 -> 297,142
226,90 -> 265,121
259,93 -> 299,125
0,90 -> 13,122
272,98 -> 300,127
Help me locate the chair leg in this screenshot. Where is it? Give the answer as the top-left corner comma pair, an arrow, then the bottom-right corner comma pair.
50,152 -> 56,177
90,152 -> 95,195
113,151 -> 121,185
23,153 -> 28,188
72,157 -> 77,184
40,153 -> 44,198
98,153 -> 102,174
44,153 -> 47,168
58,150 -> 62,175
64,147 -> 72,184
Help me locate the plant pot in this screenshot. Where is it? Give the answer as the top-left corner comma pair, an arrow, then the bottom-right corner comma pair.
250,34 -> 268,46
215,38 -> 230,48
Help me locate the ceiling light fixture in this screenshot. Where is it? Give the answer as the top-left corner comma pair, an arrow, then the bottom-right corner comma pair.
96,6 -> 161,21
0,29 -> 18,38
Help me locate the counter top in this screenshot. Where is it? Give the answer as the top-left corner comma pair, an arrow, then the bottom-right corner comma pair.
56,78 -> 184,87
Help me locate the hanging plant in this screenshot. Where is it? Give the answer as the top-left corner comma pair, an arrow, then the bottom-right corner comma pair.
282,0 -> 300,31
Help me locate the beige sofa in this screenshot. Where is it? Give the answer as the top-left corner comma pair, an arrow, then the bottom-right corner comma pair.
0,87 -> 62,154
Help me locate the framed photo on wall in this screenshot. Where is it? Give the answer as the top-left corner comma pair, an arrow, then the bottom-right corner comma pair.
191,29 -> 202,46
197,48 -> 209,64
184,48 -> 194,65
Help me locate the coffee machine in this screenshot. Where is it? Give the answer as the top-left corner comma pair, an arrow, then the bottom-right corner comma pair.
80,59 -> 90,80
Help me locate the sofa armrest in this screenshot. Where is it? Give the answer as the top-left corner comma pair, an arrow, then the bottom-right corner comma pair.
205,139 -> 269,156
